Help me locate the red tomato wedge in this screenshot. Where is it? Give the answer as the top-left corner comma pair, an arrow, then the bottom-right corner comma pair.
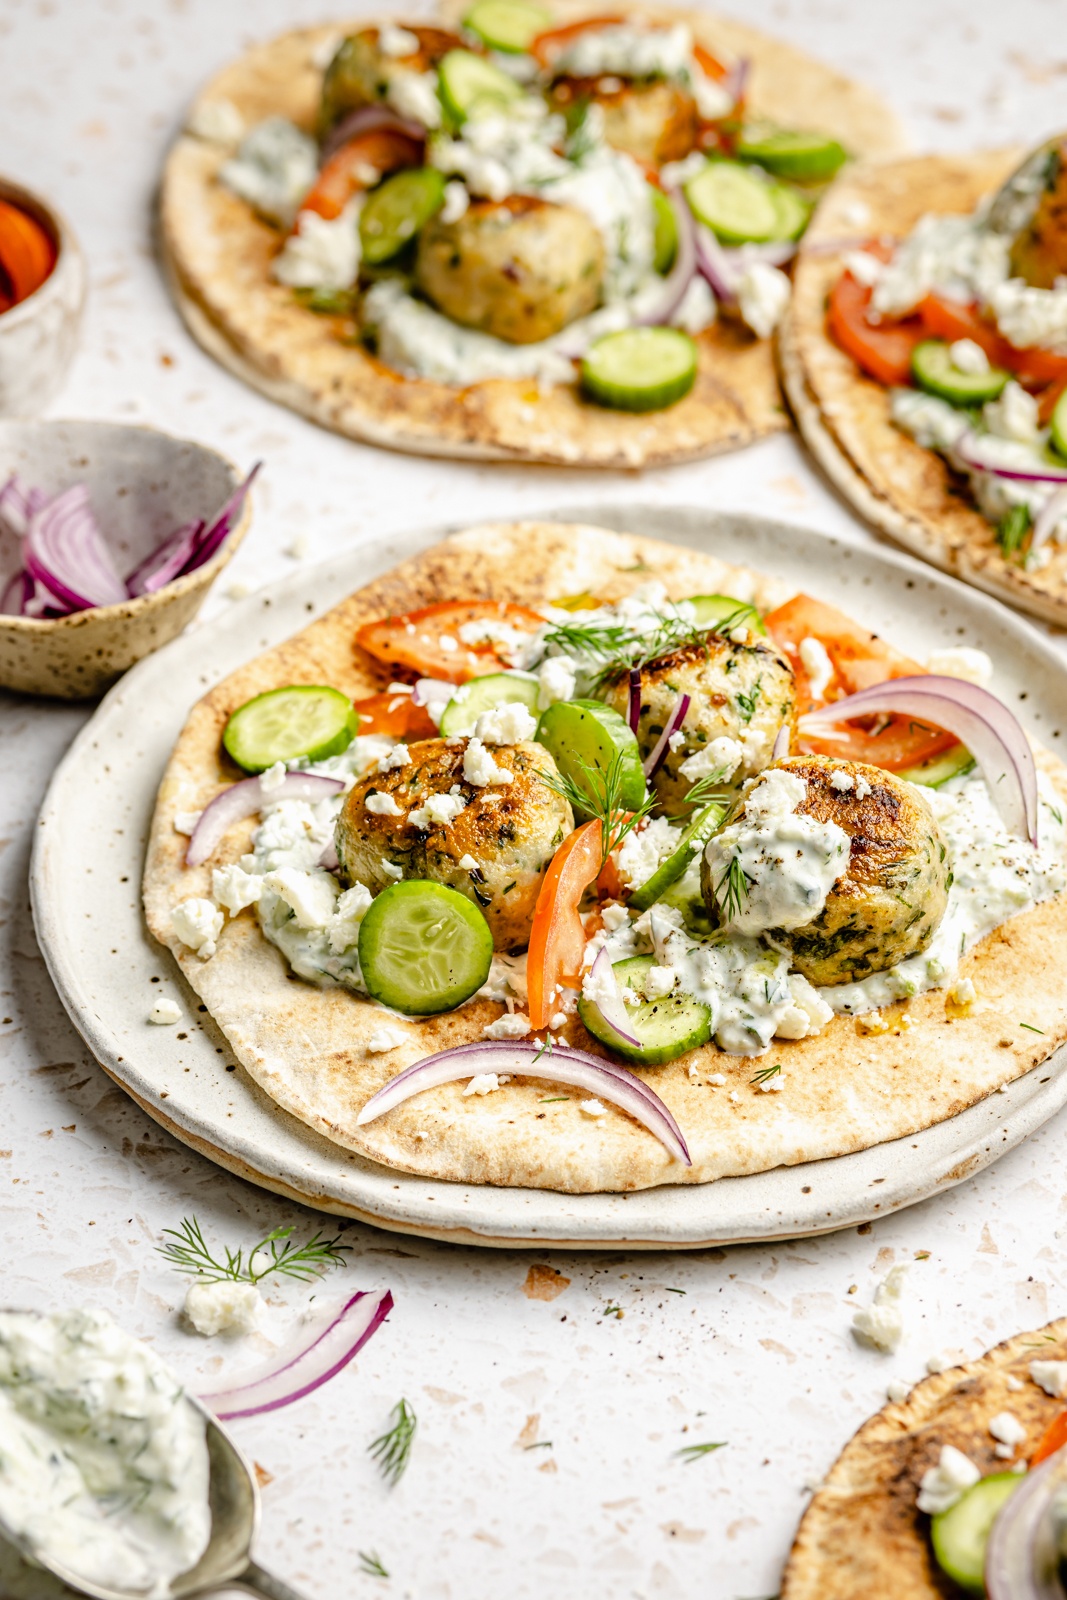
765,594 -> 958,770
529,13 -> 624,65
352,690 -> 437,741
0,199 -> 55,308
1031,1410 -> 1067,1467
300,130 -> 424,221
355,599 -> 546,684
828,270 -> 924,387
920,293 -> 1067,389
528,820 -> 604,1029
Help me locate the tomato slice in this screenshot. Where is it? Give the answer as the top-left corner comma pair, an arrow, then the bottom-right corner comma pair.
529,13 -> 624,65
828,270 -> 924,387
527,820 -> 604,1029
355,599 -> 546,684
352,690 -> 437,741
765,594 -> 958,770
0,199 -> 55,306
1031,1410 -> 1067,1467
920,293 -> 1067,389
300,130 -> 424,221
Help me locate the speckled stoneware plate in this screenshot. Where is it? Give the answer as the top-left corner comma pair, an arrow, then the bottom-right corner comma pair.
30,506 -> 1067,1249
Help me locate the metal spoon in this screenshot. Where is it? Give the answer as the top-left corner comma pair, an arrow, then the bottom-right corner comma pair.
0,1395 -> 307,1600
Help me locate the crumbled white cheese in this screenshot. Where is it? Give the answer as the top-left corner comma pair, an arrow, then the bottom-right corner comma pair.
799,636 -> 834,703
580,1098 -> 608,1118
463,737 -> 514,787
985,380 -> 1043,445
949,338 -> 990,374
538,656 -> 578,710
708,1072 -> 726,1086
550,1012 -> 567,1029
1031,1360 -> 1067,1398
926,1354 -> 949,1375
366,791 -> 403,817
272,201 -> 361,291
917,1445 -> 981,1515
171,898 -> 224,959
387,67 -> 442,129
773,973 -> 834,1040
378,22 -> 419,55
367,1026 -> 407,1054
679,735 -> 743,784
887,1379 -> 911,1404
463,1073 -> 503,1096
926,646 -> 993,688
148,997 -> 182,1026
643,965 -> 677,999
409,791 -> 466,829
173,810 -> 201,836
211,863 -> 264,916
474,701 -> 537,744
327,882 -> 373,953
378,744 -> 410,773
187,97 -> 244,146
440,180 -> 469,224
855,775 -> 872,800
219,116 -> 317,227
457,853 -> 479,871
259,760 -> 288,796
989,278 -> 1067,352
601,901 -> 631,932
671,274 -> 716,335
852,1263 -> 908,1353
613,814 -> 680,889
989,1412 -> 1027,1456
737,261 -> 791,339
950,975 -> 977,1007
829,769 -> 854,793
557,20 -> 693,77
380,858 -> 403,881
262,867 -> 339,930
183,1280 -> 263,1338
842,248 -> 883,287
483,1012 -> 532,1040
1006,1375 -> 1025,1393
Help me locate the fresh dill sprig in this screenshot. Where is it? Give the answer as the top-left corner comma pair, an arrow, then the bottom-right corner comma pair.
751,1063 -> 782,1085
532,1033 -> 555,1067
544,748 -> 656,859
157,1216 -> 350,1285
675,1441 -> 727,1463
541,604 -> 754,694
603,1303 -> 624,1319
997,504 -> 1031,561
358,1551 -> 389,1578
539,619 -> 635,663
735,676 -> 763,724
715,852 -> 753,922
369,1400 -> 417,1486
678,771 -> 733,816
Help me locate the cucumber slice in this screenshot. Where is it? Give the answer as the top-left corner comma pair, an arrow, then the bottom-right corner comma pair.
1052,385 -> 1067,459
222,685 -> 358,773
360,168 -> 447,265
912,339 -> 1010,406
438,49 -> 523,121
651,186 -> 678,274
463,0 -> 551,52
931,1473 -> 1020,1595
438,671 -> 541,737
628,801 -> 728,913
536,699 -> 646,815
768,183 -> 811,241
898,743 -> 976,788
687,594 -> 767,635
577,954 -> 712,1065
736,127 -> 848,183
684,160 -> 779,244
581,327 -> 697,412
358,880 -> 493,1014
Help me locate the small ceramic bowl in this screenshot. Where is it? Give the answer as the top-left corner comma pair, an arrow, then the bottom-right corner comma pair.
0,419 -> 253,699
0,175 -> 85,414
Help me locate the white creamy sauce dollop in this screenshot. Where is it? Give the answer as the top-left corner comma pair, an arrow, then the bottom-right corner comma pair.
0,1309 -> 210,1596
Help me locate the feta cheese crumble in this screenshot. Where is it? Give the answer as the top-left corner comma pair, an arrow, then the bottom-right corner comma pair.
171,898 -> 224,959
474,701 -> 537,744
408,790 -> 466,829
463,737 -> 514,786
1031,1360 -> 1067,1398
483,1012 -> 532,1040
852,1264 -> 908,1353
148,997 -> 182,1026
463,1073 -> 503,1096
183,1280 -> 263,1338
365,791 -> 403,817
917,1445 -> 981,1515
367,1026 -> 407,1054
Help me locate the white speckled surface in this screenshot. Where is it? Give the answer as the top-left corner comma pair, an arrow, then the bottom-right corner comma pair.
3,2 -> 1067,1596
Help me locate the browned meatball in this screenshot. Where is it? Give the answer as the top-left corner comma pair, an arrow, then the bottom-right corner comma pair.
319,26 -> 463,135
1007,137 -> 1067,288
548,77 -> 697,166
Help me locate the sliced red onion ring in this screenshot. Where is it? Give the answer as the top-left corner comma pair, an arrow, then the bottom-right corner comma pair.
125,518 -> 205,597
1032,484 -> 1067,554
955,431 -> 1067,485
985,1452 -> 1066,1600
800,675 -> 1038,845
584,945 -> 641,1047
320,106 -> 426,165
184,463 -> 261,572
0,473 -> 48,539
772,724 -> 790,760
637,188 -> 697,327
186,772 -> 345,867
355,1039 -> 692,1166
0,568 -> 32,616
201,1289 -> 393,1421
644,691 -> 691,778
24,484 -> 127,610
627,666 -> 642,734
695,222 -> 739,302
721,55 -> 749,105
318,839 -> 341,871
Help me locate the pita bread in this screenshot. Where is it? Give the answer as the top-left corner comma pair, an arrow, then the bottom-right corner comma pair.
782,1316 -> 1067,1599
143,522 -> 1067,1194
780,147 -> 1067,629
160,7 -> 905,468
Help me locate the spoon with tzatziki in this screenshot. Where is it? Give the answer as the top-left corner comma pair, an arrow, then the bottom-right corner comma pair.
0,1307 -> 307,1600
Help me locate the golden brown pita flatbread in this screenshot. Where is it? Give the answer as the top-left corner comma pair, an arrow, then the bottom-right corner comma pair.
142,523 -> 1067,1194
782,1317 -> 1067,1599
780,147 -> 1067,628
160,7 -> 905,468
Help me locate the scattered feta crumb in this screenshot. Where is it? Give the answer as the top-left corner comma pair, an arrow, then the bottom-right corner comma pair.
1006,1374 -> 1025,1392
854,776 -> 872,799
550,1012 -> 567,1030
483,1012 -> 532,1041
1030,1360 -> 1067,1398
474,700 -> 537,745
463,737 -> 514,787
887,1379 -> 910,1404
643,965 -> 677,999
737,260 -> 791,339
409,791 -> 466,829
263,867 -> 339,929
537,656 -> 577,710
829,769 -> 854,793
950,976 -> 977,1009
679,736 -> 743,784
184,1280 -> 263,1337
378,744 -> 410,772
917,1445 -> 981,1514
212,863 -> 264,915
440,180 -> 469,224
328,882 -> 373,952
601,901 -> 631,932
186,97 -> 244,146
989,1412 -> 1026,1457
173,810 -> 201,835
380,858 -> 403,881
580,1098 -> 607,1118
799,636 -> 834,703
708,1073 -> 726,1086
668,730 -> 687,752
366,791 -> 403,816
148,997 -> 182,1025
259,760 -> 288,796
687,1064 -> 700,1082
367,1026 -> 407,1054
728,1090 -> 741,1104
842,247 -> 882,287
464,1073 -> 503,1096
379,21 -> 419,54
438,635 -> 458,654
852,1264 -> 908,1353
458,853 -> 479,870
926,646 -> 993,688
227,582 -> 250,601
949,339 -> 989,375
926,1354 -> 949,1375
171,897 -> 224,959
286,533 -> 309,560
759,1075 -> 785,1093
857,1010 -> 890,1036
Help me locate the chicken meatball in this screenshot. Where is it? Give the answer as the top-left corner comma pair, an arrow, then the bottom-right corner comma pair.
319,26 -> 462,135
334,738 -> 573,952
548,77 -> 697,166
701,755 -> 950,987
1007,137 -> 1067,289
414,196 -> 604,344
601,632 -> 797,817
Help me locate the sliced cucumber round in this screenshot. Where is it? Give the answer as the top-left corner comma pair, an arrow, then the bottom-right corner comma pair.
651,186 -> 678,274
931,1473 -> 1020,1595
438,49 -> 523,121
768,182 -> 811,241
581,327 -> 697,413
737,127 -> 848,183
536,698 -> 646,816
463,0 -> 551,52
628,801 -> 728,914
1052,384 -> 1067,459
684,160 -> 779,244
360,168 -> 447,265
358,880 -> 493,1014
577,954 -> 712,1065
438,671 -> 541,737
687,594 -> 767,635
898,743 -> 975,788
912,339 -> 1010,406
222,685 -> 358,773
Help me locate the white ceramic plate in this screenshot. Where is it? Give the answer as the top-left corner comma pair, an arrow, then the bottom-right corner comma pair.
30,506 -> 1067,1248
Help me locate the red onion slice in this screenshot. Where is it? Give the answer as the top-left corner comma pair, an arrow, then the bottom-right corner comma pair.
956,430 -> 1067,485
721,55 -> 750,105
584,946 -> 641,1048
800,675 -> 1038,845
636,188 -> 697,327
180,463 -> 260,574
201,1289 -> 393,1421
627,666 -> 642,734
695,222 -> 739,302
0,568 -> 33,616
644,691 -> 691,778
985,1452 -> 1066,1600
320,106 -> 427,165
772,724 -> 790,760
186,772 -> 346,867
0,473 -> 48,539
1032,484 -> 1067,554
355,1039 -> 692,1166
125,518 -> 205,597
24,484 -> 127,610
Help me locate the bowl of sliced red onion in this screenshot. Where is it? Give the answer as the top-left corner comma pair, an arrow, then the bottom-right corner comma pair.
0,419 -> 257,698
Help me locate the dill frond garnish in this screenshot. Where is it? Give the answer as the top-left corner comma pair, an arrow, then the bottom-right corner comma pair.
997,504 -> 1031,561
675,1441 -> 728,1463
544,748 -> 656,858
157,1216 -> 350,1285
714,851 -> 753,922
751,1063 -> 782,1085
358,1551 -> 389,1578
541,603 -> 757,694
735,675 -> 763,724
369,1399 -> 417,1486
